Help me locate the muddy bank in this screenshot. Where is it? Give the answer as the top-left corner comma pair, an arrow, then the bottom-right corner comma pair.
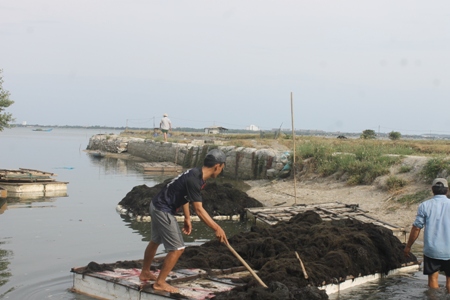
118,180 -> 264,219
175,211 -> 417,299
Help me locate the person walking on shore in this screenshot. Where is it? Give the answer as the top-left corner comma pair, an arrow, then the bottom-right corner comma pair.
139,149 -> 228,293
404,178 -> 450,293
160,113 -> 171,142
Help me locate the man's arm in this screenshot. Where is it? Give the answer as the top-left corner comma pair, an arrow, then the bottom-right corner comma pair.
404,225 -> 421,257
182,203 -> 192,235
192,201 -> 227,243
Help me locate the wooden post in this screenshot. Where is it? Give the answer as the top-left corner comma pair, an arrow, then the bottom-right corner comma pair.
291,92 -> 297,205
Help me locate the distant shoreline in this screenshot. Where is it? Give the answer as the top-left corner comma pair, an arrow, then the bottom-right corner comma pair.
10,124 -> 450,140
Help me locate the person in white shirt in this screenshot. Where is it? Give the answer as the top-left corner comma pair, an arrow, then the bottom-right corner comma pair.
160,113 -> 172,142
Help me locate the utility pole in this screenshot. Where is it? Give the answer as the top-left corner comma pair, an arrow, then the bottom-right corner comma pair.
291,92 -> 297,205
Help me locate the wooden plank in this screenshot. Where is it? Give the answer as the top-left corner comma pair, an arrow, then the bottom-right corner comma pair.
19,168 -> 56,176
143,167 -> 181,173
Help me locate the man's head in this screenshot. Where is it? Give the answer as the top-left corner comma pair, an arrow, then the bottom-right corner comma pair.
163,113 -> 168,117
203,149 -> 226,178
432,178 -> 448,195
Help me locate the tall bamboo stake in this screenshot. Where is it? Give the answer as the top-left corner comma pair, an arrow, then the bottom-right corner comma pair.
291,92 -> 297,205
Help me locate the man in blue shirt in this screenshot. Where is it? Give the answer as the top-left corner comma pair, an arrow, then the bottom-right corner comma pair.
404,178 -> 450,292
139,149 -> 228,293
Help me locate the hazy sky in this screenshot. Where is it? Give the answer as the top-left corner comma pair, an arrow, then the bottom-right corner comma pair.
1,1 -> 449,133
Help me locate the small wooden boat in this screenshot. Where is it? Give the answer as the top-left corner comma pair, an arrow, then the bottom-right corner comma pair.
32,128 -> 53,132
90,151 -> 106,158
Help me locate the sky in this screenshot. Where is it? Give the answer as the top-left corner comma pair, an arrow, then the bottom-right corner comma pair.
0,1 -> 449,134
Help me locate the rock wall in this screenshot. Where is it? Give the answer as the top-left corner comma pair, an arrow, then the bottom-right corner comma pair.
87,134 -> 290,180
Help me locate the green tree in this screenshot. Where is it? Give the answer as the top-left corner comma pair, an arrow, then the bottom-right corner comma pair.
388,131 -> 401,140
0,69 -> 14,131
360,129 -> 376,139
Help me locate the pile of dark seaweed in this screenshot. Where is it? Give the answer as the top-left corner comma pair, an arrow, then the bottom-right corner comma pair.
174,211 -> 417,300
118,180 -> 263,219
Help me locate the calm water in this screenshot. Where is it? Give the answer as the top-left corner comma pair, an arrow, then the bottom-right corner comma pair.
0,127 -> 448,299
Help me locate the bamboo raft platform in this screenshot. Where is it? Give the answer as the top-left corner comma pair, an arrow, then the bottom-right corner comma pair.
70,258 -> 419,299
0,187 -> 7,198
246,202 -> 407,241
71,262 -> 249,300
0,168 -> 57,182
138,162 -> 182,174
0,168 -> 68,195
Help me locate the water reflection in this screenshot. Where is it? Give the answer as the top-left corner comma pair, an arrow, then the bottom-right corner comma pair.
0,240 -> 12,291
3,195 -> 61,210
120,214 -> 253,243
87,155 -> 139,175
0,199 -> 6,214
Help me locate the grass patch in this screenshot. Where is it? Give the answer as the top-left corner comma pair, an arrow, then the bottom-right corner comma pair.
397,190 -> 432,205
386,176 -> 407,191
296,140 -> 402,185
399,165 -> 412,173
421,158 -> 450,182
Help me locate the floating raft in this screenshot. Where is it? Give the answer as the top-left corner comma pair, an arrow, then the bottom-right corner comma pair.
138,162 -> 182,174
0,168 -> 68,195
246,202 -> 407,241
0,187 -> 6,198
70,259 -> 419,299
0,168 -> 57,182
71,262 -> 248,300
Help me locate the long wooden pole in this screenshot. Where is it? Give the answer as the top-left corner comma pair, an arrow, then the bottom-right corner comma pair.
224,242 -> 268,288
295,251 -> 309,279
291,92 -> 297,205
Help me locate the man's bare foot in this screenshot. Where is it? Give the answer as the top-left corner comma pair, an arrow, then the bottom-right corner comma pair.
139,270 -> 157,281
153,281 -> 179,293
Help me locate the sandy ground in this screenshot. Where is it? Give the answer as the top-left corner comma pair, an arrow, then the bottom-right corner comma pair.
244,155 -> 432,231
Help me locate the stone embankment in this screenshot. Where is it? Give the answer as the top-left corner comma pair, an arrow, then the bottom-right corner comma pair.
87,134 -> 291,180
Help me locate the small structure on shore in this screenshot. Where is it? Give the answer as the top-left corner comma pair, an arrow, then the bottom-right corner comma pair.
204,126 -> 228,134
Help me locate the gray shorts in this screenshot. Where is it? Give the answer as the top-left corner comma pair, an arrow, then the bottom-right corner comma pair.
150,202 -> 185,251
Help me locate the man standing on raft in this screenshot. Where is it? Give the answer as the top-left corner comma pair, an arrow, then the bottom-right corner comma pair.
139,149 -> 228,293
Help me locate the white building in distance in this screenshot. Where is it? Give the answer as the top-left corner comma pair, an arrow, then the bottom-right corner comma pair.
246,124 -> 260,131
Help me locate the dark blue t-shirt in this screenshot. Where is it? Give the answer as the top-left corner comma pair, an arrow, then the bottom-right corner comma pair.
152,168 -> 205,215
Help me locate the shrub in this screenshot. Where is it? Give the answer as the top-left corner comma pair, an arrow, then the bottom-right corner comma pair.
399,165 -> 412,173
389,131 -> 401,140
421,158 -> 450,181
386,176 -> 407,191
360,129 -> 376,139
